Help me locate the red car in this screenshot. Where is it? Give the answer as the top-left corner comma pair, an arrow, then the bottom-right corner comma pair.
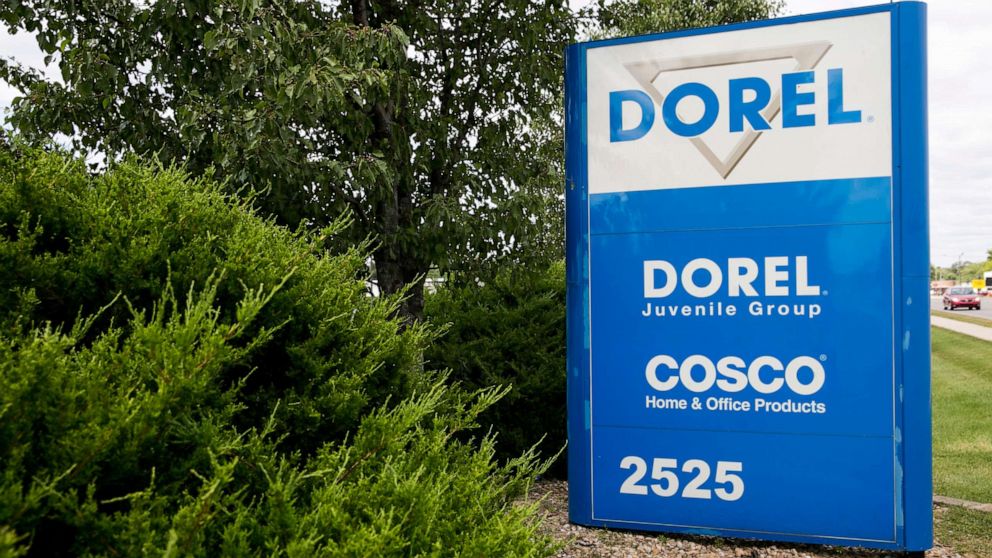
943,287 -> 981,310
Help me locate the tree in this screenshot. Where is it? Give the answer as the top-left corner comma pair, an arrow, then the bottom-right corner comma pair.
1,0 -> 783,321
501,0 -> 787,277
1,0 -> 575,320
958,260 -> 986,283
498,0 -> 786,276
594,0 -> 784,38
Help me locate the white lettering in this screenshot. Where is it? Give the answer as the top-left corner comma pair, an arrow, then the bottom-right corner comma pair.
764,257 -> 789,296
715,356 -> 748,392
642,256 -> 822,298
680,355 -> 716,392
682,258 -> 723,297
748,356 -> 785,394
644,260 -> 677,298
795,256 -> 821,296
645,354 -> 825,395
785,356 -> 825,395
727,258 -> 759,296
645,355 -> 679,391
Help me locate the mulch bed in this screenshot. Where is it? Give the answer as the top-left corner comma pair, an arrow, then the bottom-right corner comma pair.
527,480 -> 963,558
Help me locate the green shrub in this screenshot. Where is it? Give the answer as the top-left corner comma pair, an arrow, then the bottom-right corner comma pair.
0,145 -> 554,557
425,263 -> 567,477
0,144 -> 425,452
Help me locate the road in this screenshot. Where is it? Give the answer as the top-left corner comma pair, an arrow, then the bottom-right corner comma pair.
930,296 -> 992,321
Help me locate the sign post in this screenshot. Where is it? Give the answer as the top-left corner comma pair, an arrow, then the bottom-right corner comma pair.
565,3 -> 931,551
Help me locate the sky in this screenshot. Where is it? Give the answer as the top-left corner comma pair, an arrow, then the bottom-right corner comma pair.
0,1 -> 989,267
782,1 -> 992,267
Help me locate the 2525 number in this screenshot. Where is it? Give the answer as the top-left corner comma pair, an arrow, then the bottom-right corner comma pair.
619,456 -> 744,501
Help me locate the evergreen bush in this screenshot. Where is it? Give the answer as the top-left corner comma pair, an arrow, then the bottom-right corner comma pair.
0,145 -> 554,557
425,264 -> 567,477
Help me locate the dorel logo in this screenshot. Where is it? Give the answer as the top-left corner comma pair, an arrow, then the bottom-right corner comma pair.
608,42 -> 864,178
611,68 -> 860,138
644,257 -> 821,299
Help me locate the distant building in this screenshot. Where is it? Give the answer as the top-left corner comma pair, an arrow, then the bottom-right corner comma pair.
930,279 -> 956,295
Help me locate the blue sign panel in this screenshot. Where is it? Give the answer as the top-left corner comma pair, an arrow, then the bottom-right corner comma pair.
565,3 -> 930,551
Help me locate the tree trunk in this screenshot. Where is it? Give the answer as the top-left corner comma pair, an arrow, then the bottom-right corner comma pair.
373,245 -> 427,323
353,0 -> 427,324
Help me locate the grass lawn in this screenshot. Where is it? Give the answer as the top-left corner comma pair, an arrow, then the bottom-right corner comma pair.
935,505 -> 992,558
932,327 -> 992,502
931,308 -> 992,328
931,326 -> 992,556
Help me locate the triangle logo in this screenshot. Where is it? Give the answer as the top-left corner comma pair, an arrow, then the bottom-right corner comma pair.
623,41 -> 833,178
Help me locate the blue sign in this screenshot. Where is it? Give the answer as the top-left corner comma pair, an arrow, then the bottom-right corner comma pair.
565,3 -> 931,551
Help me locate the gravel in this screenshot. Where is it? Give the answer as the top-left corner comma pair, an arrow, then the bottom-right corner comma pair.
526,480 -> 963,558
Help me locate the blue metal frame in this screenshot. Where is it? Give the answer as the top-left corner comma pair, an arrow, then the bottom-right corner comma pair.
564,2 -> 930,551
893,3 -> 932,551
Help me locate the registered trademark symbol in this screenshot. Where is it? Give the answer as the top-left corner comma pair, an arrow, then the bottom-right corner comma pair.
867,115 -> 875,123
822,290 -> 829,296
820,355 -> 828,362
